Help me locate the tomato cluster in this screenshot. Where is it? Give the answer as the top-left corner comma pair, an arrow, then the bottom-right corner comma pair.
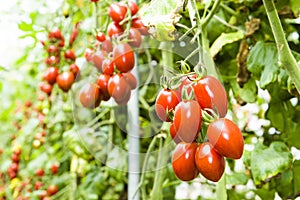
155,74 -> 244,182
80,1 -> 148,108
39,26 -> 80,96
7,147 -> 22,180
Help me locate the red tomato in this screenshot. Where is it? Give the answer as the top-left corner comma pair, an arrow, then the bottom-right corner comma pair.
123,72 -> 137,90
47,45 -> 60,55
43,67 -> 58,85
84,48 -> 94,62
34,181 -> 43,190
70,63 -> 80,78
96,32 -> 106,42
51,164 -> 59,174
128,1 -> 139,16
101,39 -> 113,53
69,26 -> 79,46
101,58 -> 114,75
10,163 -> 18,172
48,28 -> 63,40
56,71 -> 75,92
207,118 -> 244,159
58,39 -> 65,48
192,76 -> 228,118
35,168 -> 44,177
155,89 -> 180,122
79,83 -> 101,108
172,142 -> 199,181
96,74 -> 111,101
112,43 -> 135,73
38,190 -> 47,199
47,184 -> 58,196
108,3 -> 127,23
39,83 -> 53,96
131,18 -> 149,35
13,147 -> 22,155
128,28 -> 142,48
93,50 -> 106,71
169,122 -> 180,144
108,74 -> 131,103
114,89 -> 131,105
45,56 -> 59,66
173,100 -> 202,143
178,74 -> 196,97
64,49 -> 76,60
107,22 -> 124,38
195,142 -> 225,182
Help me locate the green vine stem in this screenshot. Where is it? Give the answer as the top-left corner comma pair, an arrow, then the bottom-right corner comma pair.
262,0 -> 300,93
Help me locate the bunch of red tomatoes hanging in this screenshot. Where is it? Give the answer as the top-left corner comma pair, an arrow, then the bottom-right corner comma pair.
155,72 -> 244,182
39,25 -> 80,96
80,1 -> 148,108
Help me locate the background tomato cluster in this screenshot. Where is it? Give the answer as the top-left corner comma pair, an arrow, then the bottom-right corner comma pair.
1,0 -> 300,199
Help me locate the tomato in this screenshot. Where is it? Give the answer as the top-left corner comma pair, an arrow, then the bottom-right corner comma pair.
84,48 -> 94,62
96,74 -> 111,101
39,83 -> 53,96
128,28 -> 142,48
108,3 -> 127,23
195,142 -> 225,182
10,163 -> 18,172
123,72 -> 137,89
169,122 -> 180,144
13,147 -> 22,155
58,39 -> 65,48
155,89 -> 180,122
79,83 -> 101,108
96,32 -> 106,42
64,49 -> 76,60
56,71 -> 75,92
114,89 -> 131,105
128,1 -> 139,16
69,25 -> 79,46
108,74 -> 131,103
47,45 -> 60,55
192,76 -> 228,118
107,22 -> 124,38
48,28 -> 63,40
101,39 -> 114,53
207,118 -> 244,159
35,168 -> 44,177
112,43 -> 135,73
43,67 -> 58,85
38,190 -> 47,199
93,50 -> 106,71
178,74 -> 196,97
34,181 -> 43,190
69,63 -> 80,78
45,56 -> 59,66
47,184 -> 58,196
172,142 -> 199,181
131,18 -> 149,35
51,164 -> 59,174
101,58 -> 114,75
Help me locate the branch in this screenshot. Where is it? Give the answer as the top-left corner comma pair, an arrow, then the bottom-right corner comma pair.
262,0 -> 300,93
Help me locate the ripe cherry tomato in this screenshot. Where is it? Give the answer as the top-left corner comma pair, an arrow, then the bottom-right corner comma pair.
79,83 -> 101,108
11,154 -> 20,163
108,3 -> 127,23
207,118 -> 244,159
112,43 -> 135,73
173,100 -> 202,143
128,1 -> 139,16
108,74 -> 131,103
114,89 -> 131,105
169,122 -> 180,144
10,163 -> 18,172
107,22 -> 124,38
93,51 -> 106,72
39,82 -> 53,96
192,76 -> 228,118
129,28 -> 142,48
56,71 -> 75,92
48,28 -> 63,41
155,89 -> 180,122
69,25 -> 79,46
131,18 -> 149,35
101,39 -> 114,53
51,164 -> 59,174
69,63 -> 80,78
96,74 -> 111,101
64,49 -> 76,60
47,184 -> 58,196
47,45 -> 60,56
84,48 -> 94,62
96,32 -> 106,42
34,181 -> 43,190
45,56 -> 59,66
123,72 -> 137,90
195,142 -> 225,182
178,74 -> 196,97
35,168 -> 44,177
101,58 -> 114,75
43,67 -> 58,85
172,142 -> 199,181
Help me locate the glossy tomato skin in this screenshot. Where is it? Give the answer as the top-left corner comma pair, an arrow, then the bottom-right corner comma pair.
114,89 -> 131,105
70,63 -> 80,78
112,43 -> 135,73
129,28 -> 142,48
207,118 -> 244,159
96,32 -> 106,42
101,58 -> 114,75
93,51 -> 106,71
84,48 -> 94,62
169,122 -> 180,144
39,83 -> 53,96
178,74 -> 196,97
79,83 -> 101,108
51,164 -> 59,174
107,22 -> 124,38
192,76 -> 228,118
43,67 -> 59,85
128,1 -> 139,16
173,100 -> 202,143
47,184 -> 58,196
195,142 -> 225,182
101,39 -> 113,53
172,142 -> 199,181
56,71 -> 75,92
155,89 -> 180,122
64,49 -> 76,60
123,72 -> 137,89
131,18 -> 149,35
108,3 -> 127,23
96,74 -> 111,101
45,56 -> 59,66
108,74 -> 131,103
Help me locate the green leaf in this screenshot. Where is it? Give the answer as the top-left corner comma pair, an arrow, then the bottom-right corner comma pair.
231,77 -> 257,103
247,41 -> 280,88
250,142 -> 293,185
290,0 -> 300,15
210,30 -> 244,57
226,172 -> 249,185
274,169 -> 293,199
256,183 -> 276,200
18,21 -> 33,31
293,160 -> 300,195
